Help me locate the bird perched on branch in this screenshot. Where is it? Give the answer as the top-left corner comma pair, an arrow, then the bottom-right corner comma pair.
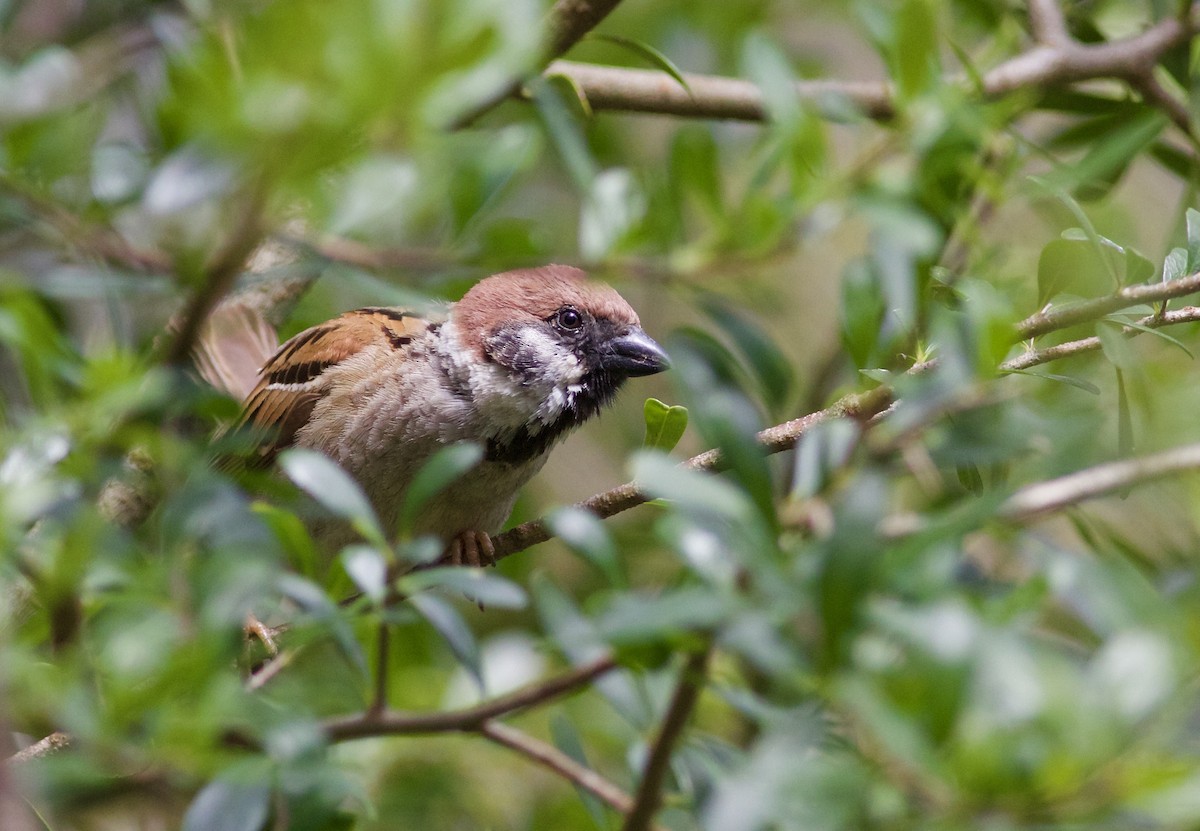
196,265 -> 669,566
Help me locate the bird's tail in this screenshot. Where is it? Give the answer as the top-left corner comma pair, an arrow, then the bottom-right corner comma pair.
192,303 -> 279,401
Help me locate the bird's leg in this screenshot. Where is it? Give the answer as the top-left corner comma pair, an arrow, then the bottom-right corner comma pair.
444,530 -> 496,568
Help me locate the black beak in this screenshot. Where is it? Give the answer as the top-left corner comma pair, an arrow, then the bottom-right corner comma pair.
602,328 -> 670,377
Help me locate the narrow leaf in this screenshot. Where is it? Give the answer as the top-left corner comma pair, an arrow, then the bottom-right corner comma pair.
1006,369 -> 1101,395
279,449 -> 383,546
1096,320 -> 1138,369
403,568 -> 527,610
341,545 -> 387,604
1187,207 -> 1200,271
410,593 -> 482,688
1111,319 -> 1194,358
588,33 -> 690,94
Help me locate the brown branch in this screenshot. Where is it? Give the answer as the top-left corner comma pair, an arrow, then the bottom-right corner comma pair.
998,440 -> 1200,522
621,647 -> 711,831
544,60 -> 892,121
541,8 -> 1198,123
324,654 -> 617,741
1003,305 -> 1200,371
479,720 -> 657,825
490,384 -> 895,560
1014,271 -> 1200,340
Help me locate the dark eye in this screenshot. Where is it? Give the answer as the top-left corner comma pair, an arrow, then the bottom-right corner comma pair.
554,307 -> 583,330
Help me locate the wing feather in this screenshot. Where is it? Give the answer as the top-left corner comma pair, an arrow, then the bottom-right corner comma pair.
237,308 -> 428,464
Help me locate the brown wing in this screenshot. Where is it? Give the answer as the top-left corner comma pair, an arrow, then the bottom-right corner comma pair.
239,307 -> 427,464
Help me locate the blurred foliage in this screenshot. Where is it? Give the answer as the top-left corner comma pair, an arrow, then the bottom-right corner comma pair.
4,0 -> 1200,830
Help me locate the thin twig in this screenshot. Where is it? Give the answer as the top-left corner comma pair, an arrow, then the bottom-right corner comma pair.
479,720 -> 661,826
621,646 -> 712,831
1014,271 -> 1200,340
1003,305 -> 1200,371
999,441 -> 1200,522
490,385 -> 895,560
371,622 -> 390,715
7,732 -> 71,764
324,654 -> 617,741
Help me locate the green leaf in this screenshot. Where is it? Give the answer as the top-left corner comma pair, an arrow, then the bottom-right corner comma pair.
1164,246 -> 1189,282
279,449 -> 384,546
841,261 -> 885,369
643,398 -> 689,452
530,75 -> 597,190
791,418 -> 860,500
410,593 -> 482,687
1116,368 -> 1134,464
1096,320 -> 1138,369
183,780 -> 271,831
894,0 -> 939,100
701,300 -> 795,414
1006,369 -> 1101,395
398,443 -> 483,535
632,451 -> 755,522
1125,246 -> 1155,285
957,463 -> 983,495
669,127 -> 723,217
741,32 -> 801,124
1037,238 -> 1121,305
1110,318 -> 1194,358
278,574 -> 366,675
546,507 -> 623,586
580,167 -> 646,261
402,568 -> 527,610
588,33 -> 690,94
341,545 -> 387,604
1188,207 -> 1200,272
550,715 -> 610,829
1067,109 -> 1166,199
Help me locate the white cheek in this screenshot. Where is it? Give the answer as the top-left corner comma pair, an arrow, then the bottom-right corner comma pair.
517,329 -> 584,385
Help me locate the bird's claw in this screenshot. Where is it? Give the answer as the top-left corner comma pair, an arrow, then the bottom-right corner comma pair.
444,530 -> 496,568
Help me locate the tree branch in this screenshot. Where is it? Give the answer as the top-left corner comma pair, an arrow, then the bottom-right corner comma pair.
621,646 -> 711,831
324,654 -> 617,741
1003,305 -> 1200,371
7,732 -> 71,764
479,720 -> 659,826
1027,0 -> 1070,46
999,441 -> 1200,522
490,385 -> 895,560
1014,271 -> 1200,340
540,7 -> 1198,123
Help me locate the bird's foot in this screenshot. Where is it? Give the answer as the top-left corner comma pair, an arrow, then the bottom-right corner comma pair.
443,530 -> 496,568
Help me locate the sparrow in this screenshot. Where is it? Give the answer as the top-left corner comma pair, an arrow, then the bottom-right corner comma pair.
197,264 -> 669,566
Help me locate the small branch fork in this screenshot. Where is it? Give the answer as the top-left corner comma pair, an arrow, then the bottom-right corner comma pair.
321,653 -> 673,829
